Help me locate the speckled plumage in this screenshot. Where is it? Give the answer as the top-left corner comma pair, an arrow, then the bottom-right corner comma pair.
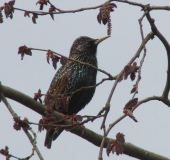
44,36 -> 108,149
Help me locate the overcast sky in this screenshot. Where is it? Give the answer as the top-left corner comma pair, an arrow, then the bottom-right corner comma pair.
1,0 -> 170,159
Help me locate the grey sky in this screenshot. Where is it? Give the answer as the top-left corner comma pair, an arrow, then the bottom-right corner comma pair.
0,0 -> 170,159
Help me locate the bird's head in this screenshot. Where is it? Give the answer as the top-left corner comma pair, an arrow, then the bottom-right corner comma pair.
70,36 -> 109,57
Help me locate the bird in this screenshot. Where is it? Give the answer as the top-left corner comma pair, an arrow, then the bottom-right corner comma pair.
44,36 -> 109,149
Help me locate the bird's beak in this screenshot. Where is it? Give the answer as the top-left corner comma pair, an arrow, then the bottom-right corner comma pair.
95,36 -> 110,45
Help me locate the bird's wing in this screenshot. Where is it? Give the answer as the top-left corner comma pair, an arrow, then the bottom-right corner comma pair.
44,65 -> 71,108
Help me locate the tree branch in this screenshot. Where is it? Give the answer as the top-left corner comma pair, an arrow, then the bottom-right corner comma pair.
1,85 -> 169,160
111,0 -> 170,12
146,13 -> 170,98
29,48 -> 115,79
0,91 -> 44,160
13,3 -> 103,16
98,31 -> 154,159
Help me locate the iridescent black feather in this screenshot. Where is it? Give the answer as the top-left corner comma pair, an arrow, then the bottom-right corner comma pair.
44,36 -> 108,149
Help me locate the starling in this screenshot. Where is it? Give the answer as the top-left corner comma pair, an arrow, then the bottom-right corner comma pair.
44,36 -> 109,149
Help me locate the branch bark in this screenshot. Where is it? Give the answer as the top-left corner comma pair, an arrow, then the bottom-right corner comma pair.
1,85 -> 169,160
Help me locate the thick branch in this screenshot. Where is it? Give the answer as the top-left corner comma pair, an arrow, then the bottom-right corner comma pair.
1,85 -> 169,160
123,143 -> 169,160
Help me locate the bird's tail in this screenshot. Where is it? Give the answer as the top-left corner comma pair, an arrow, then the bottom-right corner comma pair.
44,128 -> 64,149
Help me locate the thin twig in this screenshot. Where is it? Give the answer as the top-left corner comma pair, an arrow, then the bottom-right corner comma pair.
12,0 -> 170,18
29,114 -> 104,130
98,95 -> 162,160
54,78 -> 113,99
48,0 -> 62,12
131,12 -> 148,99
0,92 -> 44,160
13,3 -> 103,16
145,13 -> 170,98
98,31 -> 154,160
29,48 -> 115,79
100,32 -> 153,130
